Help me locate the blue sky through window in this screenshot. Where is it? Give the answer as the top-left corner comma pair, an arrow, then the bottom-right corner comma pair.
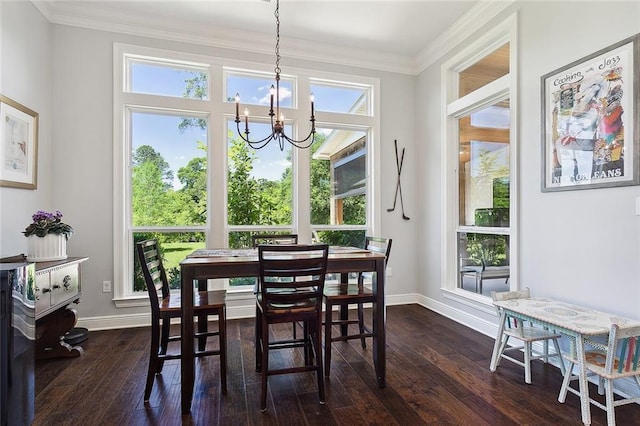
131,64 -> 366,187
131,112 -> 206,190
131,63 -> 208,99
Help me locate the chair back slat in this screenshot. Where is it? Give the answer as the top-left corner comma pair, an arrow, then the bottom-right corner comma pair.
365,236 -> 392,265
258,244 -> 328,306
252,234 -> 298,247
492,288 -> 530,302
357,237 -> 392,286
622,336 -> 636,372
136,239 -> 170,314
632,337 -> 640,370
491,288 -> 531,323
604,324 -> 640,374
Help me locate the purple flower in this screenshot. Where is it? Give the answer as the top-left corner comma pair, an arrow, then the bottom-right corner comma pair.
24,210 -> 73,240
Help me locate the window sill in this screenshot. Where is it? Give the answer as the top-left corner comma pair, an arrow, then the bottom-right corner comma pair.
441,287 -> 496,315
113,295 -> 149,308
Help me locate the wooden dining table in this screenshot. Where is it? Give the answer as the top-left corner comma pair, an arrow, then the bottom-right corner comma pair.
179,246 -> 387,414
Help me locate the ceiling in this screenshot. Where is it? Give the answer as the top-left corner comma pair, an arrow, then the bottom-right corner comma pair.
31,0 -> 509,74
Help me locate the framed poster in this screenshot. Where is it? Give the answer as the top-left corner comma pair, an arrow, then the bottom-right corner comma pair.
541,34 -> 639,192
0,95 -> 38,189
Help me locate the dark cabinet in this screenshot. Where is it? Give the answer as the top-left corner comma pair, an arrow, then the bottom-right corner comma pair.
1,262 -> 36,426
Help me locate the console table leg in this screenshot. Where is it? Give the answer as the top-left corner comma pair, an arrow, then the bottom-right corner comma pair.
35,305 -> 84,360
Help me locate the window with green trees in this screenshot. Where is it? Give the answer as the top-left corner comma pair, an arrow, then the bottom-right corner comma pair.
115,45 -> 378,299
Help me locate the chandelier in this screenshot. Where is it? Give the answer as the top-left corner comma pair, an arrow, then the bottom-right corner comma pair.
234,0 -> 316,150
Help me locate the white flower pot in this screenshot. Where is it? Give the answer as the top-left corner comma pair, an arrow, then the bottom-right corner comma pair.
27,234 -> 68,262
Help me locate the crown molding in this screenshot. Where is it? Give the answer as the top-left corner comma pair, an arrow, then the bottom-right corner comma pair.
416,0 -> 515,72
415,0 -> 515,73
32,0 -> 512,76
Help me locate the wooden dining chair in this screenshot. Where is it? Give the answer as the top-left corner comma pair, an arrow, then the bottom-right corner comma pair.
558,323 -> 640,426
252,234 -> 300,338
323,236 -> 391,377
255,243 -> 329,412
136,239 -> 227,402
490,288 -> 565,384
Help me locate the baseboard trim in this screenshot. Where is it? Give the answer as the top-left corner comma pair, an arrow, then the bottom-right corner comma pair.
78,292 -> 494,332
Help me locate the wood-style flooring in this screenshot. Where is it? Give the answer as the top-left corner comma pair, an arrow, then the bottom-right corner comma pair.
34,304 -> 640,425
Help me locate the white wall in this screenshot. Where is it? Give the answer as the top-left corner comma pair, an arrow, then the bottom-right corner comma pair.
417,1 -> 640,331
518,1 -> 640,317
0,1 -> 52,257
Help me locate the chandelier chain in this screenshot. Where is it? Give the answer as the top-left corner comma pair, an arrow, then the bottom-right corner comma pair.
274,0 -> 281,75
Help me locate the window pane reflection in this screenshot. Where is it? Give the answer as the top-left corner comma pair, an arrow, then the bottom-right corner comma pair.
458,43 -> 509,97
458,100 -> 510,227
311,128 -> 367,226
458,232 -> 510,295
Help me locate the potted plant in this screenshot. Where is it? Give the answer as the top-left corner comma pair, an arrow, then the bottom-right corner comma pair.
23,210 -> 74,261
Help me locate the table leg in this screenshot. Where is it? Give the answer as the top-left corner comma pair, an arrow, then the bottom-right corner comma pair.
339,273 -> 348,336
490,310 -> 507,372
576,336 -> 592,425
35,305 -> 84,360
197,279 -> 207,352
181,265 -> 195,415
372,257 -> 386,388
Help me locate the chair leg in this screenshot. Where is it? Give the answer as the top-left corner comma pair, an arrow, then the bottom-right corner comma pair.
542,338 -> 549,363
524,341 -> 532,384
301,321 -> 311,365
255,305 -> 262,373
357,303 -> 367,349
604,378 -> 616,426
491,335 -> 510,371
144,321 -> 161,402
552,338 -> 566,375
324,301 -> 332,378
158,317 -> 170,373
219,307 -> 227,395
312,320 -> 325,404
260,315 -> 269,412
558,361 -> 575,403
197,313 -> 207,352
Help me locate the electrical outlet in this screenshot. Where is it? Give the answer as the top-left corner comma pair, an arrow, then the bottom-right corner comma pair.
386,267 -> 392,277
102,280 -> 112,293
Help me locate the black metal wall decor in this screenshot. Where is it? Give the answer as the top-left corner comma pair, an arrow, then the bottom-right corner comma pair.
387,139 -> 409,220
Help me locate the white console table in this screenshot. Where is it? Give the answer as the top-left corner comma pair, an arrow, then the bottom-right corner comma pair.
34,256 -> 89,359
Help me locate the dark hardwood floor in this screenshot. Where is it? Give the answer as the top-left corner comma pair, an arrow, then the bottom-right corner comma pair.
34,304 -> 639,425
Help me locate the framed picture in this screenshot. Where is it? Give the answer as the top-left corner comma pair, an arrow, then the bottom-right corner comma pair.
0,95 -> 38,189
541,34 -> 639,192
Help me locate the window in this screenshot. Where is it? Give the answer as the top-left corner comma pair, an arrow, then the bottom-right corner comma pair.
442,17 -> 516,299
114,44 -> 379,304
310,82 -> 370,115
129,59 -> 209,99
311,127 -> 368,247
129,111 -> 208,291
226,70 -> 293,108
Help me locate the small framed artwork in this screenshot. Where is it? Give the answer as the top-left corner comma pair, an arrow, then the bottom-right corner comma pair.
0,95 -> 38,189
541,34 -> 639,192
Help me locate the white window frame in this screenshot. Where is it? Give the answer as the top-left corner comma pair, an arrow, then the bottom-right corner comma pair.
440,15 -> 518,307
113,43 -> 380,307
